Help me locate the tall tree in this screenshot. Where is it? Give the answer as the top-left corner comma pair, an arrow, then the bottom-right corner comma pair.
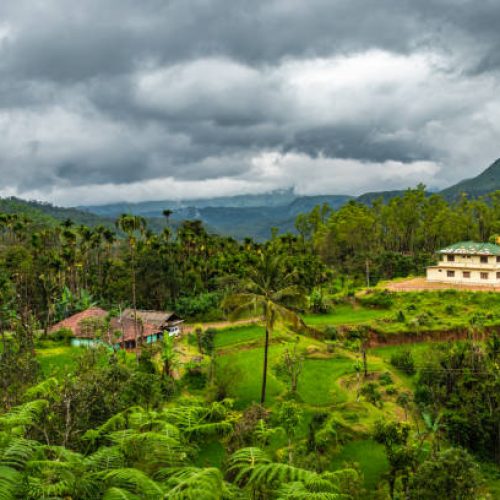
223,252 -> 306,404
115,214 -> 147,357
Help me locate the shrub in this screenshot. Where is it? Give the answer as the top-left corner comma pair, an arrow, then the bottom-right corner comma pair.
323,326 -> 339,340
379,371 -> 393,386
309,288 -> 331,314
360,382 -> 383,407
385,385 -> 398,396
390,349 -> 416,375
182,364 -> 207,390
396,310 -> 406,322
175,292 -> 222,321
359,290 -> 394,309
50,327 -> 74,343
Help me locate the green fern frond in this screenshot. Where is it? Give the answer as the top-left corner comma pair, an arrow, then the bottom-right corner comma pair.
0,400 -> 49,430
0,437 -> 38,469
0,465 -> 21,500
103,486 -> 141,500
103,468 -> 164,498
24,378 -> 59,400
161,466 -> 230,499
85,446 -> 125,471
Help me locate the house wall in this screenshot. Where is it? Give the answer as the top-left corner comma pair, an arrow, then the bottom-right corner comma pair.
427,266 -> 500,286
438,254 -> 500,269
71,338 -> 103,347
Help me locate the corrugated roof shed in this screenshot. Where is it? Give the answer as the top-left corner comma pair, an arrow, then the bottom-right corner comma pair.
121,309 -> 183,327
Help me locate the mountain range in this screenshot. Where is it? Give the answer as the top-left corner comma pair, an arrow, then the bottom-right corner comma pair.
1,158 -> 499,240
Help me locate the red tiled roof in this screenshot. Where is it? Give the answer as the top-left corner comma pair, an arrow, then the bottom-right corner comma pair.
110,317 -> 159,343
49,308 -> 108,338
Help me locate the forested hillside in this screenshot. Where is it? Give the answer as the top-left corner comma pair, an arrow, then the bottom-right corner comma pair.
0,187 -> 499,498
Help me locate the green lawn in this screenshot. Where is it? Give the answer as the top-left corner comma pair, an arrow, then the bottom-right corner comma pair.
214,325 -> 266,349
303,306 -> 389,327
218,344 -> 287,408
330,439 -> 388,491
298,358 -> 353,406
36,345 -> 79,375
36,342 -> 115,376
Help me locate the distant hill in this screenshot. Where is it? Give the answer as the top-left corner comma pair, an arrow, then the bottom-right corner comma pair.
440,158 -> 500,200
4,157 -> 500,240
0,197 -> 116,228
81,189 -> 298,217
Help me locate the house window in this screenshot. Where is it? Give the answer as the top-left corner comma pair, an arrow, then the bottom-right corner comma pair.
497,256 -> 500,263
497,272 -> 500,279
480,256 -> 488,263
480,272 -> 489,280
463,271 -> 470,278
447,255 -> 455,262
447,270 -> 455,278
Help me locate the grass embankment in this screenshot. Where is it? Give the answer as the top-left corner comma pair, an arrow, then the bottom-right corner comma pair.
303,290 -> 500,341
210,321 -> 426,489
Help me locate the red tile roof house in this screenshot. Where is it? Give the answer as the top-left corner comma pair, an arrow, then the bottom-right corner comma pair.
49,308 -> 184,350
49,308 -> 110,347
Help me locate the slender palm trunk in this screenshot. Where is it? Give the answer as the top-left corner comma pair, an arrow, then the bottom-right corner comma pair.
260,324 -> 270,405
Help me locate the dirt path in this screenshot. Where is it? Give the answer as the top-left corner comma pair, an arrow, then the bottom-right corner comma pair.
382,277 -> 500,292
182,317 -> 260,334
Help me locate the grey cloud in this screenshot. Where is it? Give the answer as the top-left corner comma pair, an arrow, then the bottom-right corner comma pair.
0,0 -> 499,203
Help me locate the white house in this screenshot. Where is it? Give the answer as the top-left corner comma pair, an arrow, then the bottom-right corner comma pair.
426,241 -> 500,287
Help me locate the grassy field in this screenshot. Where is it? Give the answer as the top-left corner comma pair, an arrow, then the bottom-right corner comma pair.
214,324 -> 266,349
302,305 -> 389,327
330,439 -> 388,490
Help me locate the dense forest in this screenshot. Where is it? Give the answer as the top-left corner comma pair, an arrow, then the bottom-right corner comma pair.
0,187 -> 499,498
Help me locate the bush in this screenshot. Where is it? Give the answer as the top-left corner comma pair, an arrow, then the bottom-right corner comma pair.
323,326 -> 339,340
396,310 -> 406,322
175,292 -> 222,321
390,349 -> 416,375
182,365 -> 207,390
359,290 -> 394,309
50,327 -> 74,343
309,288 -> 331,314
379,371 -> 393,386
385,385 -> 398,396
360,382 -> 383,407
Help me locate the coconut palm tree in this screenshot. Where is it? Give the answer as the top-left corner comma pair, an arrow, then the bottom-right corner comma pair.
223,252 -> 306,405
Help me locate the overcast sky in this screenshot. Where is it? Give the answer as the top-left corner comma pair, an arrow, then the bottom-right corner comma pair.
1,0 -> 499,206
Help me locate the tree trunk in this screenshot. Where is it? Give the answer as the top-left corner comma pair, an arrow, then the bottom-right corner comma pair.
260,325 -> 270,405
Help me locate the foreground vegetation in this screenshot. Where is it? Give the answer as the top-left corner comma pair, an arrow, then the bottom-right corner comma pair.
1,188 -> 500,497
1,315 -> 498,498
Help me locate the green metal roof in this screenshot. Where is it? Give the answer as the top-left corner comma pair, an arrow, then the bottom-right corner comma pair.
438,241 -> 500,256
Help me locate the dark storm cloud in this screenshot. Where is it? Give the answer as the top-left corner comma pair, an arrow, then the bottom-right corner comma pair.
0,0 -> 499,204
